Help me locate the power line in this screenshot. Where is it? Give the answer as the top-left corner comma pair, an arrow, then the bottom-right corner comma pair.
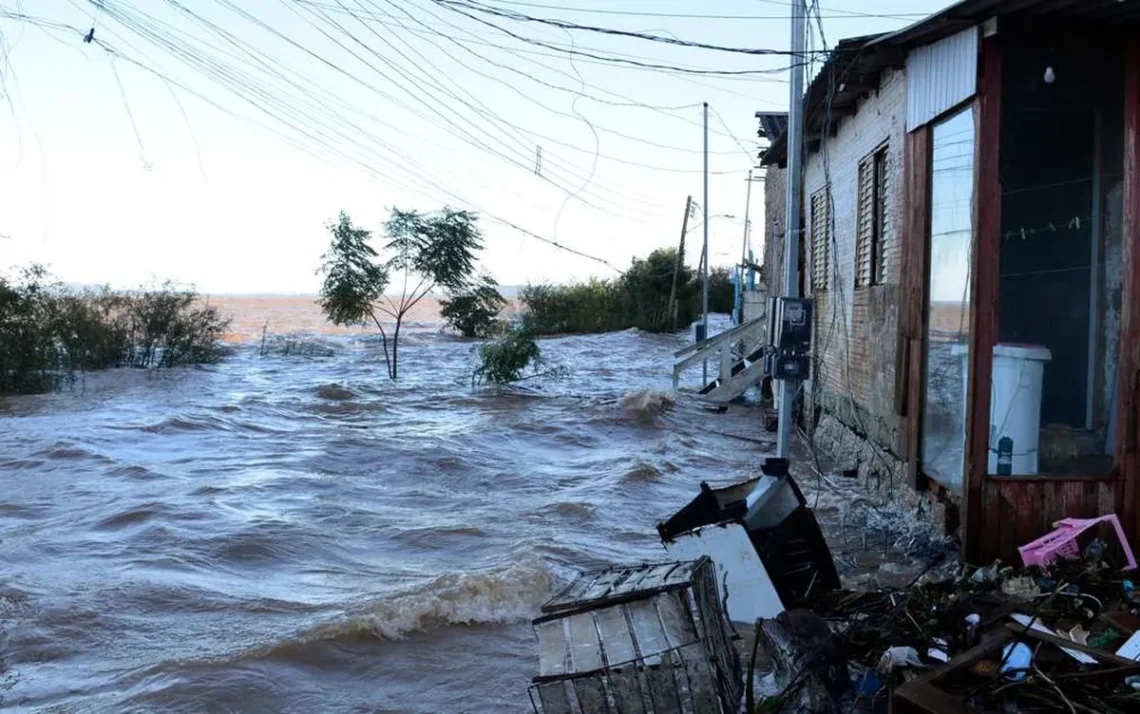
429,0 -> 817,76
752,0 -> 928,21
432,0 -> 833,57
0,6 -> 628,276
477,0 -> 928,21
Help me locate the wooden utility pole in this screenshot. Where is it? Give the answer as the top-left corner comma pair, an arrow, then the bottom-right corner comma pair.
669,195 -> 693,329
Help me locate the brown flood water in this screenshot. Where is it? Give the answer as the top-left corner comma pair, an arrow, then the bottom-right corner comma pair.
0,298 -> 786,713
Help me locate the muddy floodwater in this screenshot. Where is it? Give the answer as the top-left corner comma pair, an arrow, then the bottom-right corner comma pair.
0,301 -> 785,713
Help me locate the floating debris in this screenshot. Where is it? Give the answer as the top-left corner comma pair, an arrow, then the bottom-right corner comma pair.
528,557 -> 742,714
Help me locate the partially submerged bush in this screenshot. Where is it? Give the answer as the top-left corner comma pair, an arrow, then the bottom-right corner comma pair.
440,275 -> 507,338
473,329 -> 543,384
0,265 -> 231,395
519,247 -> 700,336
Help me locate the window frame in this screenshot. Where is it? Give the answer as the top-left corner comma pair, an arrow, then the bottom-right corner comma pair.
809,188 -> 830,293
855,143 -> 890,289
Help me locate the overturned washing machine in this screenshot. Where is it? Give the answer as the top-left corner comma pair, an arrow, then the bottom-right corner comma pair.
656,457 -> 840,625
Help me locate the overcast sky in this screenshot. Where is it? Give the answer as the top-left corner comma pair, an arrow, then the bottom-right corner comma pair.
0,0 -> 953,294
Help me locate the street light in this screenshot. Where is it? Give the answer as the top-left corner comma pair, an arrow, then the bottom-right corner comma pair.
686,213 -> 736,235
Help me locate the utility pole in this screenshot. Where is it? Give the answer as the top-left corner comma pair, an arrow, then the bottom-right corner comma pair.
702,102 -> 710,385
738,170 -> 755,324
776,0 -> 806,459
668,195 -> 693,330
741,169 -> 754,267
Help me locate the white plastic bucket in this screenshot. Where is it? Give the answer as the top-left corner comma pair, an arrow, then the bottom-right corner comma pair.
950,343 -> 1052,475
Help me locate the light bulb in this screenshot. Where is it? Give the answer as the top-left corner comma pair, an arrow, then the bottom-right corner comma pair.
1044,66 -> 1056,84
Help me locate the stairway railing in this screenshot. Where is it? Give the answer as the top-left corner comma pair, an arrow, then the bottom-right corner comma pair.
672,318 -> 767,391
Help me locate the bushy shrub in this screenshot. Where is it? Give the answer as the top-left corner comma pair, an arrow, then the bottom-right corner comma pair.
0,265 -> 231,395
440,275 -> 507,338
519,247 -> 699,336
474,329 -> 543,384
708,266 -> 736,315
0,266 -> 68,394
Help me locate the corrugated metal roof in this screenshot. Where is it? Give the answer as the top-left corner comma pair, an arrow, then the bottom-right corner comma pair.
905,27 -> 978,131
760,0 -> 1140,166
760,34 -> 899,167
755,111 -> 788,140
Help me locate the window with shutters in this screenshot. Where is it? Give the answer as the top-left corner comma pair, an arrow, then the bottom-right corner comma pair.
855,145 -> 889,288
809,188 -> 830,292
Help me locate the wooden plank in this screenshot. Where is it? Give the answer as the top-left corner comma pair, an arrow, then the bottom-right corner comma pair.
644,663 -> 683,714
1004,623 -> 1140,667
595,605 -> 637,667
536,682 -> 574,714
899,125 -> 932,478
627,599 -> 671,661
655,592 -> 697,650
894,629 -> 1013,714
677,645 -> 718,714
567,612 -> 605,674
536,619 -> 570,677
572,677 -> 609,714
605,667 -> 646,714
1120,36 -> 1140,550
965,37 -> 1002,565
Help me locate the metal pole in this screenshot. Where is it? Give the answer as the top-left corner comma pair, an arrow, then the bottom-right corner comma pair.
741,169 -> 754,266
776,0 -> 806,459
702,101 -> 710,385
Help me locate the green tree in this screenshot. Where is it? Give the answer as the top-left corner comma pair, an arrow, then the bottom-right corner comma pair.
707,266 -> 736,315
619,247 -> 697,332
318,208 -> 483,378
439,274 -> 506,338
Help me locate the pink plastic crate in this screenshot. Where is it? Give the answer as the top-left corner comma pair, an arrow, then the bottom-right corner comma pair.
1018,515 -> 1137,571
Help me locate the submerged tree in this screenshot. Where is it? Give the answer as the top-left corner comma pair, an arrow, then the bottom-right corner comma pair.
318,208 -> 483,379
473,328 -> 543,385
439,274 -> 507,338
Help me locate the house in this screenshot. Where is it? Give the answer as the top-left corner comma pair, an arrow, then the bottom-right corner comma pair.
758,0 -> 1140,563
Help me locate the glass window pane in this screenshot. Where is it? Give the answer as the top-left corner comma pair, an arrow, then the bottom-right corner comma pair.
922,108 -> 975,492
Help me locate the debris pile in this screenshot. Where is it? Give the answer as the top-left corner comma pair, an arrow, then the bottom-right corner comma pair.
768,553 -> 1140,713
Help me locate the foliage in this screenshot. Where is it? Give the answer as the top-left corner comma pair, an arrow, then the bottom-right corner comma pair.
0,265 -> 231,396
318,212 -> 387,328
519,247 -> 699,336
519,279 -> 622,335
619,247 -> 698,332
439,275 -> 506,338
708,266 -> 736,315
473,328 -> 543,384
318,207 -> 483,379
0,265 -> 68,394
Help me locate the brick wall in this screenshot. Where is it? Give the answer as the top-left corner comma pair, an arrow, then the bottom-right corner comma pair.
802,68 -> 908,474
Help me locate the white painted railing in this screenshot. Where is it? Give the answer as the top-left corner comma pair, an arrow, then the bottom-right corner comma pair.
672,318 -> 768,398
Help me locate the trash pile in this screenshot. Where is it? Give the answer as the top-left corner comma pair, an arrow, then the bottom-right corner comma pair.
768,521 -> 1140,713
524,456 -> 1140,714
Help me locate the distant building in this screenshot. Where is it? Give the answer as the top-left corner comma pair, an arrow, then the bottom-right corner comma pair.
758,0 -> 1140,563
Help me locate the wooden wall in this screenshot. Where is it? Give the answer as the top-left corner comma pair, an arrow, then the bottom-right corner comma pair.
977,478 -> 1118,565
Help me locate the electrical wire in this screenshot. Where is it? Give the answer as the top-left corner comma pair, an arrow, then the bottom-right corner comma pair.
2,6 -> 626,275
468,0 -> 930,21
433,0 -> 833,57
429,0 -> 818,77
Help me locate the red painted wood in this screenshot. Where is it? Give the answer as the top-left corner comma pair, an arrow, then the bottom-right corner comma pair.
899,127 -> 932,472
966,37 -> 1003,564
1120,38 -> 1140,546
